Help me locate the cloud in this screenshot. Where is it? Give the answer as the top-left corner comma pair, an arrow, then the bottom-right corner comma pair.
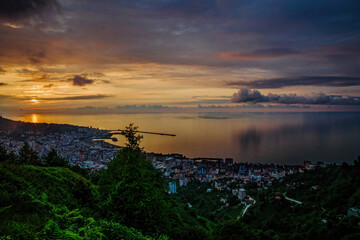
0,0 -> 61,26
0,67 -> 6,74
27,49 -> 47,64
197,103 -> 310,109
0,94 -> 18,100
16,68 -> 34,74
18,72 -> 51,83
69,75 -> 94,86
219,48 -> 299,60
228,76 -> 360,89
0,0 -> 359,75
0,82 -> 7,86
42,84 -> 54,88
0,0 -> 360,110
231,88 -> 360,105
38,94 -> 111,101
0,93 -> 111,102
115,104 -> 178,110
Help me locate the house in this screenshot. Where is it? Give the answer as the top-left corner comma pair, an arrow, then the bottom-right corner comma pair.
303,160 -> 312,169
239,188 -> 246,200
169,182 -> 177,194
347,207 -> 360,218
220,198 -> 227,204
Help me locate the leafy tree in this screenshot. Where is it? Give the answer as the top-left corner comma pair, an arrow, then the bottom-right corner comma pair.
70,165 -> 90,179
7,151 -> 17,164
44,149 -> 69,167
18,141 -> 41,166
121,123 -> 143,151
99,124 -> 178,236
0,144 -> 9,162
228,194 -> 240,206
100,149 -> 174,235
212,219 -> 259,240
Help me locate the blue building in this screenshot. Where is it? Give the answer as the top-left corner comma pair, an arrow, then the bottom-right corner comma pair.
169,182 -> 177,194
198,167 -> 206,175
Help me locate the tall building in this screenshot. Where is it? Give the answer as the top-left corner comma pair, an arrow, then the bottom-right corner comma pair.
169,182 -> 177,194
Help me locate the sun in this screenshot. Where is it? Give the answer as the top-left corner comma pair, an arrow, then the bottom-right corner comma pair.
30,99 -> 40,104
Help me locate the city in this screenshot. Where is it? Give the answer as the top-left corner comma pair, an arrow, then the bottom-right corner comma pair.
1,115 -> 316,203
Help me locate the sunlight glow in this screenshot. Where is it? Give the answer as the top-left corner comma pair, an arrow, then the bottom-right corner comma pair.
31,114 -> 38,123
3,22 -> 24,29
30,99 -> 39,104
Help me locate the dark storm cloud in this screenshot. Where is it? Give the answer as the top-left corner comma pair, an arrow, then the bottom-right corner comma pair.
0,0 -> 61,23
228,76 -> 360,89
231,88 -> 360,105
69,75 -> 94,87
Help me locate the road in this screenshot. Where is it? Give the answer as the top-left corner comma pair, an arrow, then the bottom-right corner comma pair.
283,192 -> 302,205
239,196 -> 256,218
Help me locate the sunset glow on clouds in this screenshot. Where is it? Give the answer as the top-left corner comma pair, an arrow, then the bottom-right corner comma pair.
0,0 -> 359,112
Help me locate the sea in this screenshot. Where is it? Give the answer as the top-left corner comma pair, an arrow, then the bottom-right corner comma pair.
6,111 -> 360,165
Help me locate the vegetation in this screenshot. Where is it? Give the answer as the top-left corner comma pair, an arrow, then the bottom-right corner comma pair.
175,180 -> 243,222
1,124 -> 359,239
0,124 -> 207,239
243,163 -> 360,240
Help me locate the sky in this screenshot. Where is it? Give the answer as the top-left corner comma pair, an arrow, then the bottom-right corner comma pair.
0,0 -> 360,113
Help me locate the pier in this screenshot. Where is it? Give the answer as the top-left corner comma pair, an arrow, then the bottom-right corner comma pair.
110,129 -> 176,137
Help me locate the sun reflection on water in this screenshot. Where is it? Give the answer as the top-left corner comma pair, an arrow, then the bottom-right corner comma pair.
31,114 -> 38,123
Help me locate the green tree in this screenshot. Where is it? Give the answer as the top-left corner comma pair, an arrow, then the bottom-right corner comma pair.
8,151 -> 17,164
121,123 -> 143,151
100,149 -> 174,235
18,142 -> 41,166
45,148 -> 69,167
212,219 -> 259,240
99,124 -> 178,236
0,144 -> 9,162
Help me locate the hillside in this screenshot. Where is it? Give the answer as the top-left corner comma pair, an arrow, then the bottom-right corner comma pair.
242,164 -> 360,240
0,163 -> 166,240
1,123 -> 359,239
0,116 -> 79,134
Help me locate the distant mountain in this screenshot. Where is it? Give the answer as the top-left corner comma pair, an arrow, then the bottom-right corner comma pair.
0,116 -> 93,134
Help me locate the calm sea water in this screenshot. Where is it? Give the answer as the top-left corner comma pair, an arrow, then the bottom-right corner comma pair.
7,112 -> 360,165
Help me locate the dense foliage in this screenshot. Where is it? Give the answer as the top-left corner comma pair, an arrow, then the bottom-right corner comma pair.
243,163 -> 360,240
0,125 -> 207,239
175,180 -> 243,222
0,162 -> 159,239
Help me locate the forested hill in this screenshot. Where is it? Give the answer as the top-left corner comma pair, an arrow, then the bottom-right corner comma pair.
0,163 -> 165,239
0,116 -> 81,133
0,140 -> 209,239
243,162 -> 360,240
